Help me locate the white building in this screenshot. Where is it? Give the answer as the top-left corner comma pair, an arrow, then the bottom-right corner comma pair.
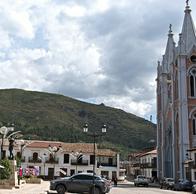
128,149 -> 157,180
139,149 -> 157,179
1,140 -> 120,180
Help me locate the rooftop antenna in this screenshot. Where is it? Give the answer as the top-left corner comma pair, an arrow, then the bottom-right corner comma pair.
150,115 -> 152,122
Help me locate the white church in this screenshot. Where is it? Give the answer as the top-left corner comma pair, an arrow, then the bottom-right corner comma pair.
157,1 -> 196,181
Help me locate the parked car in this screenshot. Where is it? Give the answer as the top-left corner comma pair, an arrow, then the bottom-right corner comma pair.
192,183 -> 196,194
160,178 -> 174,189
50,173 -> 112,194
174,179 -> 194,191
134,175 -> 148,187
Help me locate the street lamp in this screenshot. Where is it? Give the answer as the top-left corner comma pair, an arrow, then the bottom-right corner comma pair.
83,123 -> 106,194
0,124 -> 16,159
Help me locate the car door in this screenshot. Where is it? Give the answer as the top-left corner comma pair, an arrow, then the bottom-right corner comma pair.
67,174 -> 90,193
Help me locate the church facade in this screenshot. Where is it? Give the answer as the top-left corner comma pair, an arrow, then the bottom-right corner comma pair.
157,1 -> 196,181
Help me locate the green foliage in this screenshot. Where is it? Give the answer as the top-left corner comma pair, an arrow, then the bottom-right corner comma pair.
15,156 -> 21,167
0,89 -> 156,158
0,159 -> 12,180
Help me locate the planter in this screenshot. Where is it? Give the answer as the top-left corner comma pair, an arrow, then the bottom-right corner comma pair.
0,180 -> 14,189
25,177 -> 42,184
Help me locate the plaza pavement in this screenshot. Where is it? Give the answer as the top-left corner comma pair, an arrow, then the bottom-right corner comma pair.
0,181 -> 50,194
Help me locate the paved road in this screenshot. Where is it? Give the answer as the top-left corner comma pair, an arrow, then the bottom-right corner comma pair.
111,185 -> 191,194
0,181 -> 192,194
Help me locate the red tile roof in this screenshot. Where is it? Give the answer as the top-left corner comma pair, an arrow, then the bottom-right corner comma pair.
97,149 -> 117,157
1,139 -> 116,156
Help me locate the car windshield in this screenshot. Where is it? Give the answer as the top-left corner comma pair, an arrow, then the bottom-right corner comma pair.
138,175 -> 146,179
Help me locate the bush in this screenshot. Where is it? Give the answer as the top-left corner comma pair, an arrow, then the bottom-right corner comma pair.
0,159 -> 12,180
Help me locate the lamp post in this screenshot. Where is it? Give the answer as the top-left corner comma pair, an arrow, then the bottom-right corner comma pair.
83,123 -> 106,194
0,125 -> 15,159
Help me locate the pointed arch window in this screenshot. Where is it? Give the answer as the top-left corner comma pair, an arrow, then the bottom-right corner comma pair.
189,68 -> 196,97
193,113 -> 196,135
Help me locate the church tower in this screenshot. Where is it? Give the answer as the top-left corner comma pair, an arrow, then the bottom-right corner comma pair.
157,0 -> 196,180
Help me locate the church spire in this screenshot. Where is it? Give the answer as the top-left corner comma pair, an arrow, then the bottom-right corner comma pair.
163,24 -> 175,73
180,0 -> 196,52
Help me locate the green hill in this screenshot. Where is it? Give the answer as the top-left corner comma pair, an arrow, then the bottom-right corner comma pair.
0,89 -> 156,158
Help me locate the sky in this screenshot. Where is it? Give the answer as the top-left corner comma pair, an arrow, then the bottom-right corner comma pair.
0,0 -> 195,123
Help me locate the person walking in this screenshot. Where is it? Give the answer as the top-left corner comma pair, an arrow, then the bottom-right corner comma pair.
18,166 -> 23,185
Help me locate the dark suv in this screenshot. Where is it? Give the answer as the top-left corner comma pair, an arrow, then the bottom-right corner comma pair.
50,173 -> 111,194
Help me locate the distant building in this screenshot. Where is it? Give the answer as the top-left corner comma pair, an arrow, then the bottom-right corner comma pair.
157,1 -> 196,180
1,139 -> 121,180
128,149 -> 157,180
128,152 -> 143,178
139,149 -> 157,179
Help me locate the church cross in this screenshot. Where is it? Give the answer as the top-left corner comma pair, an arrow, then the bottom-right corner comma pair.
169,24 -> 172,32
186,0 -> 189,6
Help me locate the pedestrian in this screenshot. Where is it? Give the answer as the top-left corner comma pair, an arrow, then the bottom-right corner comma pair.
8,138 -> 15,160
113,177 -> 118,187
18,166 -> 23,185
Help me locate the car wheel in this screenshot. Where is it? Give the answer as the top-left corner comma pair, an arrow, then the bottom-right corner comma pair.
56,184 -> 66,194
90,187 -> 101,194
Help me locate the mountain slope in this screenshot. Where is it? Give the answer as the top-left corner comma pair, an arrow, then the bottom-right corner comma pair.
0,89 -> 156,157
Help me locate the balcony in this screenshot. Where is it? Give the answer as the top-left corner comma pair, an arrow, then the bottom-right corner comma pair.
97,162 -> 117,167
140,162 -> 157,168
189,161 -> 195,168
28,157 -> 42,163
45,157 -> 59,164
132,163 -> 141,167
71,159 -> 88,165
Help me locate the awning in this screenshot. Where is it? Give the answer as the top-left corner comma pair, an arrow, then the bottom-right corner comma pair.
184,159 -> 193,164
56,169 -> 67,175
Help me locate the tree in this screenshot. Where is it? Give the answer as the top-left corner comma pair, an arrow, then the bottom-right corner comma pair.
0,159 -> 12,179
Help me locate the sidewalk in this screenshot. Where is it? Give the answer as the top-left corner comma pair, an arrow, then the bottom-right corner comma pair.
0,181 -> 50,194
149,182 -> 160,188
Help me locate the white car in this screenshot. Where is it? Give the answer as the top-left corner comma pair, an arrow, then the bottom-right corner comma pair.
134,175 -> 148,187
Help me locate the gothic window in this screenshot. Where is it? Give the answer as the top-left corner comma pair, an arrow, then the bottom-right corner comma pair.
191,55 -> 196,63
174,70 -> 178,99
193,113 -> 196,135
189,68 -> 196,97
168,85 -> 172,102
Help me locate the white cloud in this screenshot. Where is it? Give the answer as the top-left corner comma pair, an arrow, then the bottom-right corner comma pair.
0,0 -> 195,120
0,27 -> 12,49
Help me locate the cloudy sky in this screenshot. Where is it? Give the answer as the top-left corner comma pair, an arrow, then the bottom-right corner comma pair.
0,0 -> 195,122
